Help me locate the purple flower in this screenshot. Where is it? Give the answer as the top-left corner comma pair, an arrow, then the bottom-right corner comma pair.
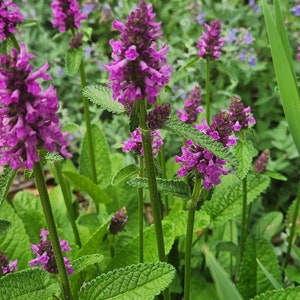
297,42 -> 300,61
147,103 -> 171,130
254,149 -> 270,173
177,85 -> 204,124
0,250 -> 18,275
122,128 -> 163,156
29,228 -> 74,275
0,44 -> 71,170
109,207 -> 128,235
69,31 -> 83,48
228,28 -> 238,44
0,0 -> 23,41
248,55 -> 257,66
248,0 -> 260,13
291,4 -> 300,16
197,19 -> 226,60
51,0 -> 87,32
243,32 -> 254,45
196,9 -> 205,25
105,1 -> 171,111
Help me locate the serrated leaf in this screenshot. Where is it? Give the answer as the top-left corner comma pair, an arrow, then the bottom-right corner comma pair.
63,171 -> 112,205
0,268 -> 60,300
127,177 -> 191,198
232,140 -> 257,179
72,254 -> 104,274
62,123 -> 79,133
0,220 -> 11,236
65,47 -> 84,76
164,118 -> 237,165
202,174 -> 270,227
82,85 -> 125,114
111,164 -> 139,185
252,286 -> 300,300
0,165 -> 16,206
79,262 -> 175,300
45,152 -> 63,162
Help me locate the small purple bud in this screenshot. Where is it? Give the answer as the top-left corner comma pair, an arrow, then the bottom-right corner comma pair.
69,31 -> 84,49
147,103 -> 171,130
254,149 -> 270,173
109,207 -> 128,235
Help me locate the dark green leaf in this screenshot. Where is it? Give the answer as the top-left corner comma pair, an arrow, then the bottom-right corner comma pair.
111,164 -> 139,185
65,47 -> 84,76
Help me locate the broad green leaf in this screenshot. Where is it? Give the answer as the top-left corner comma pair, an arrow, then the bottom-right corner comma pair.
0,268 -> 59,300
79,262 -> 175,300
0,201 -> 32,269
65,47 -> 84,76
111,164 -> 139,186
252,286 -> 300,300
0,165 -> 16,206
0,220 -> 11,236
262,0 -> 300,154
190,273 -> 219,300
263,170 -> 287,181
284,265 -> 300,284
216,242 -> 239,257
72,254 -> 104,274
62,123 -> 79,133
63,171 -> 112,204
79,124 -> 111,188
232,140 -> 257,180
163,118 -> 237,165
237,236 -> 281,299
285,197 -> 300,235
202,174 -> 270,227
82,85 -> 125,114
127,177 -> 191,198
202,245 -> 243,300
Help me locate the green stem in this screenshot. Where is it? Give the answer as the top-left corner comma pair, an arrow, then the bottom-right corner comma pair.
159,145 -> 169,214
205,59 -> 211,124
33,162 -> 72,300
54,162 -> 81,248
138,157 -> 144,263
9,33 -> 20,52
184,176 -> 203,300
283,178 -> 300,269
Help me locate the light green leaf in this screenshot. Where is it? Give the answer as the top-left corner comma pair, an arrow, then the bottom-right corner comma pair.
252,286 -> 300,300
44,152 -> 63,162
202,245 -> 243,300
0,220 -> 11,236
111,164 -> 139,186
78,262 -> 175,300
0,165 -> 16,206
164,118 -> 237,165
62,123 -> 79,133
72,254 -> 104,274
285,265 -> 300,284
82,85 -> 125,114
263,171 -> 287,181
65,47 -> 84,76
0,268 -> 60,300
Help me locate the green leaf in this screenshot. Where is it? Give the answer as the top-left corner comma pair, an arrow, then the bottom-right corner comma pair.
0,268 -> 60,300
79,262 -> 175,300
111,164 -> 139,186
0,220 -> 11,236
285,265 -> 300,284
72,254 -> 104,274
252,286 -> 300,300
62,123 -> 79,133
79,124 -> 112,188
232,140 -> 258,180
65,47 -> 84,76
202,245 -> 243,300
285,198 -> 300,235
0,165 -> 16,206
163,118 -> 237,165
202,174 -> 270,227
44,152 -> 63,162
263,171 -> 287,181
82,85 -> 125,114
63,171 -> 112,205
127,177 -> 191,198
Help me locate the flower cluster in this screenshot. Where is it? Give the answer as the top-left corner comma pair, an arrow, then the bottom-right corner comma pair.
0,0 -> 23,41
298,42 -> 300,61
0,250 -> 18,275
177,85 -> 203,124
29,228 -> 73,275
197,19 -> 226,60
254,149 -> 270,173
248,0 -> 260,14
147,103 -> 171,130
122,128 -> 163,156
0,44 -> 71,170
291,4 -> 300,16
105,0 -> 171,111
51,0 -> 87,32
109,207 -> 128,235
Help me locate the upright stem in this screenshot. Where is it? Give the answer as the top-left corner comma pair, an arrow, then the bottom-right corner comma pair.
138,157 -> 144,263
33,162 -> 72,300
205,59 -> 211,124
159,145 -> 169,214
184,175 -> 203,300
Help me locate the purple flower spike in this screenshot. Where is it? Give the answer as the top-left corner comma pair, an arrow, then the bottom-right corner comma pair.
105,0 -> 171,111
147,103 -> 171,130
0,0 -> 23,41
297,42 -> 300,61
0,44 -> 71,170
254,149 -> 270,173
51,0 -> 87,32
291,4 -> 300,16
177,85 -> 204,124
0,250 -> 18,275
29,228 -> 74,275
109,207 -> 128,235
197,19 -> 226,60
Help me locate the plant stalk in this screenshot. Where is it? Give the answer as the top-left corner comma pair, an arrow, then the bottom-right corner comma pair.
138,156 -> 144,263
205,59 -> 211,124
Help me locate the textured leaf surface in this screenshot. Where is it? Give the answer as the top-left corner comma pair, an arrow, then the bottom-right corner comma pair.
111,164 -> 139,185
72,254 -> 104,274
252,286 -> 300,300
202,174 -> 270,227
0,165 -> 16,206
0,220 -> 11,236
62,122 -> 79,133
127,177 -> 191,198
83,85 -> 125,114
0,268 -> 59,300
285,198 -> 300,235
65,47 -> 83,76
79,262 -> 175,300
164,118 -> 237,165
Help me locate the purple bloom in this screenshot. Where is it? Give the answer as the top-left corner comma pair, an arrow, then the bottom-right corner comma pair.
0,250 -> 18,275
69,31 -> 83,48
196,9 -> 205,25
243,32 -> 254,45
147,103 -> 171,130
197,19 -> 226,60
0,0 -> 23,41
51,0 -> 87,32
254,149 -> 270,173
228,28 -> 238,44
248,0 -> 260,13
109,207 -> 128,235
0,44 -> 71,170
29,228 -> 74,275
298,42 -> 300,61
105,1 -> 171,111
177,85 -> 204,124
122,128 -> 163,156
248,55 -> 257,66
291,4 -> 300,16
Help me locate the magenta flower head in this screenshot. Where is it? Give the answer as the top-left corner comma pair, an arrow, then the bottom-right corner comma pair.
297,42 -> 300,61
177,85 -> 204,124
51,0 -> 87,32
254,149 -> 270,173
197,19 -> 226,60
109,207 -> 128,235
0,44 -> 71,170
0,250 -> 18,275
29,228 -> 74,275
105,0 -> 171,112
0,0 -> 23,41
122,128 -> 163,156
